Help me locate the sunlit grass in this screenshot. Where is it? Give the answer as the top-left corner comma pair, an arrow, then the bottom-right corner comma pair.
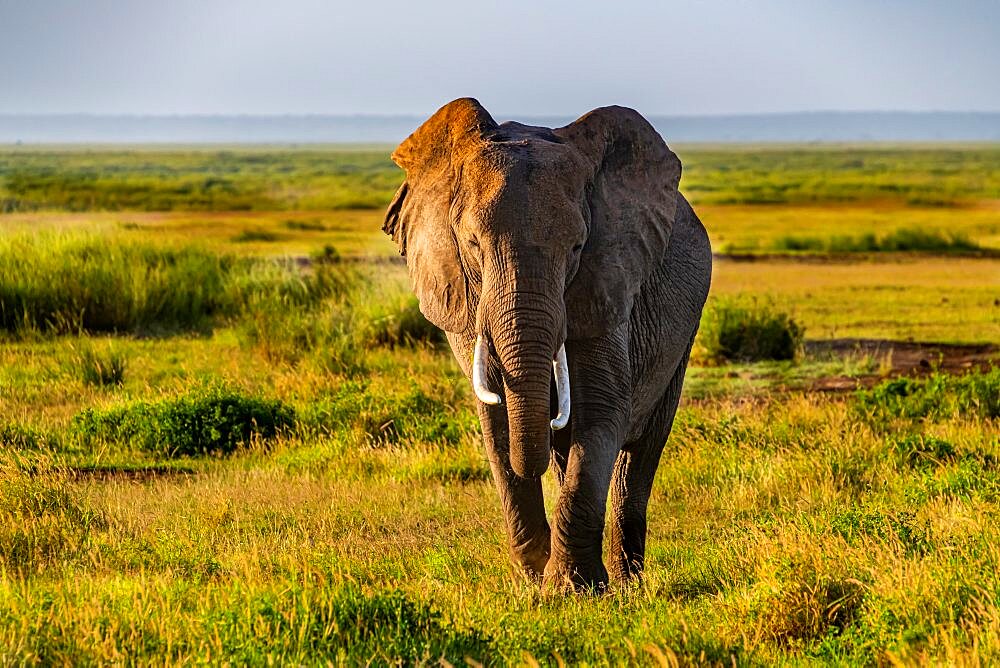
2,144 -> 1000,663
1,382 -> 997,663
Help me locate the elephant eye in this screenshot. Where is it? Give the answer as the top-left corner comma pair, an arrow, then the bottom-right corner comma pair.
572,243 -> 583,254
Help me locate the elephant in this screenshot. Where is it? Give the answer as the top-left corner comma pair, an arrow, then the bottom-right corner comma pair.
382,98 -> 712,592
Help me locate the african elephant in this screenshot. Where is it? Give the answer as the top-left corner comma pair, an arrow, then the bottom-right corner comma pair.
383,98 -> 712,592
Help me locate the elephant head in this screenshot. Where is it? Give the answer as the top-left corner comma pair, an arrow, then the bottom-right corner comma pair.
383,98 -> 681,479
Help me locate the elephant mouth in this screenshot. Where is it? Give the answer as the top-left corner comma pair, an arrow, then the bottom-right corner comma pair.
472,333 -> 571,431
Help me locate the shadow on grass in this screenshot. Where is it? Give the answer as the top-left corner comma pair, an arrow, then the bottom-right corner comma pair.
63,463 -> 198,481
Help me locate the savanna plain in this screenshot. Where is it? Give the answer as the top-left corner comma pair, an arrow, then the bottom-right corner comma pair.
1,144 -> 998,665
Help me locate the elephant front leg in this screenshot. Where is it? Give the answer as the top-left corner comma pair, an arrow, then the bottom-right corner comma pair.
544,435 -> 619,591
543,331 -> 630,593
448,332 -> 551,580
480,401 -> 551,579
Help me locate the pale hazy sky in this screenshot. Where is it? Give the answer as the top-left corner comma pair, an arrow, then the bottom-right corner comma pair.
0,0 -> 997,115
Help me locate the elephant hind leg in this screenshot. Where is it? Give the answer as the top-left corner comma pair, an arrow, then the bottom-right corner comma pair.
609,345 -> 692,583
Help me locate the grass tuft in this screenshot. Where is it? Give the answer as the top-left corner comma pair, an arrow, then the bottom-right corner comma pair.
76,345 -> 127,387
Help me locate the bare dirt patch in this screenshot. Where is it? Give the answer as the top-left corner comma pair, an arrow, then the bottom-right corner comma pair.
806,339 -> 999,392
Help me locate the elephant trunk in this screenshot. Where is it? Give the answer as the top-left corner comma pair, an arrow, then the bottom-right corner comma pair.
488,290 -> 561,479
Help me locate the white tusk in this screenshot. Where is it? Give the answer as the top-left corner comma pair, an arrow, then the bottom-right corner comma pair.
550,344 -> 570,430
472,334 -> 503,406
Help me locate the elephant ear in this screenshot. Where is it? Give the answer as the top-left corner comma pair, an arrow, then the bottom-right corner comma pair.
382,98 -> 498,333
554,106 -> 681,339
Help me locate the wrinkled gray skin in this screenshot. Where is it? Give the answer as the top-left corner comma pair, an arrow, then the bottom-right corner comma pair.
383,98 -> 712,592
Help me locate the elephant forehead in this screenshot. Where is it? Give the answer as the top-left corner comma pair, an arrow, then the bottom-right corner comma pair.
463,141 -> 587,204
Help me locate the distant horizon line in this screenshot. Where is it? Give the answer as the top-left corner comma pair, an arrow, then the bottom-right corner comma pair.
5,111 -> 998,143
3,110 -> 1000,119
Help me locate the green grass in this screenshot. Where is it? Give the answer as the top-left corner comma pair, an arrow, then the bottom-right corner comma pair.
708,257 -> 1000,343
677,144 -> 1000,206
4,144 -> 1000,214
0,374 -> 997,663
0,147 -> 400,212
0,233 -> 236,335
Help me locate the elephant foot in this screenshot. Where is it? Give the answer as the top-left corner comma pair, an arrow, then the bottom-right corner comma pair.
511,536 -> 551,581
542,553 -> 609,594
611,564 -> 644,587
611,552 -> 645,585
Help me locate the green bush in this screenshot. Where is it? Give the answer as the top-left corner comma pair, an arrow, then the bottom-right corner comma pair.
855,368 -> 1000,421
72,387 -> 296,457
699,299 -> 804,362
283,219 -> 328,231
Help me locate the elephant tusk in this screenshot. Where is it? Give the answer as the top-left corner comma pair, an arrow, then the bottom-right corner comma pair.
472,334 -> 503,406
550,344 -> 570,430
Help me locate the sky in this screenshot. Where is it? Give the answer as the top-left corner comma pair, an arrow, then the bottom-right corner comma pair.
0,0 -> 998,116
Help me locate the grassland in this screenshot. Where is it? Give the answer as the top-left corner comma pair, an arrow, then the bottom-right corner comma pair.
4,143 -> 1000,213
1,144 -> 998,665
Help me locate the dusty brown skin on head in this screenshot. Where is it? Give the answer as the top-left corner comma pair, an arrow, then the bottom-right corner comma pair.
384,98 -> 682,481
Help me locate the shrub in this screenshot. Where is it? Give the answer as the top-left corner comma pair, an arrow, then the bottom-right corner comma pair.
310,244 -> 342,264
72,387 -> 296,457
854,368 -> 1000,421
878,228 -> 978,252
699,299 -> 804,362
771,236 -> 826,252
